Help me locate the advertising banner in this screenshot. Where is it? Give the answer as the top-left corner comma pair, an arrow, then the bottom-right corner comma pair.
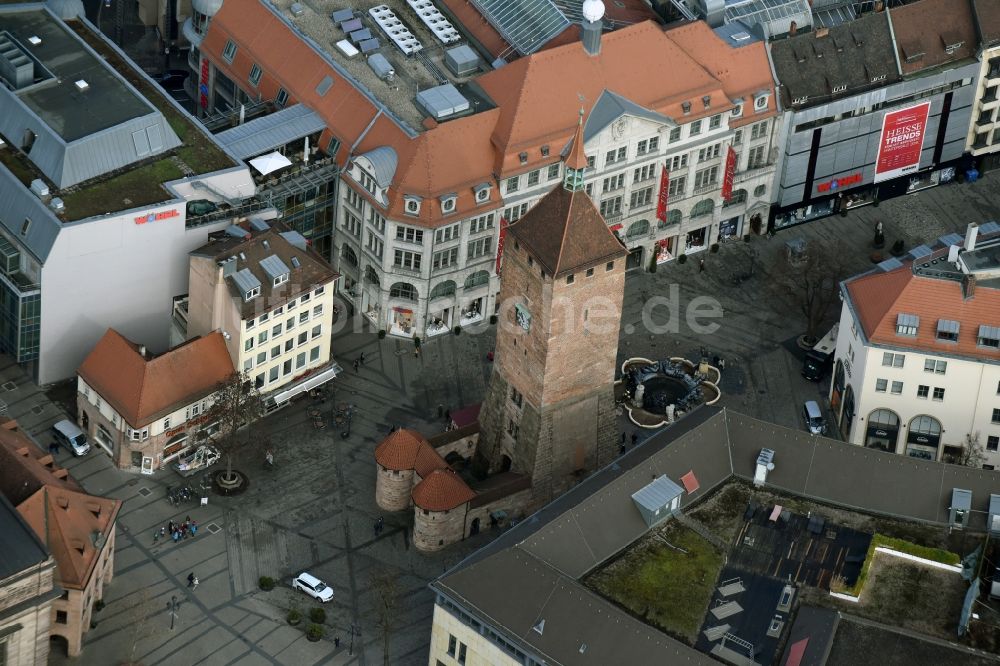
200,59 -> 210,110
495,216 -> 508,276
874,102 -> 931,183
721,146 -> 737,201
655,165 -> 669,224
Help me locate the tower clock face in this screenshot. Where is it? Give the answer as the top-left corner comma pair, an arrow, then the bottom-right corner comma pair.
612,117 -> 627,140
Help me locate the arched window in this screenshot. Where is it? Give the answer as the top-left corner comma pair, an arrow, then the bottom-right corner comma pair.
660,209 -> 681,228
909,415 -> 941,437
464,270 -> 490,290
626,219 -> 650,240
690,199 -> 714,218
723,189 -> 747,208
868,409 -> 899,429
365,266 -> 380,286
341,244 -> 358,267
389,282 -> 417,301
429,281 -> 457,300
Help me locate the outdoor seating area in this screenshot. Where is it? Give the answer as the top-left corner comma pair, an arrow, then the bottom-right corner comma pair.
616,357 -> 721,428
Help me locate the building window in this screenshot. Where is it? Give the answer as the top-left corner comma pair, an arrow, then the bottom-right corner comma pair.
694,166 -> 718,189
924,359 -> 947,374
163,418 -> 171,430
987,436 -> 999,451
637,136 -> 659,155
269,366 -> 279,383
312,325 -> 322,339
689,120 -> 703,136
750,120 -> 769,140
733,129 -> 743,145
469,213 -> 494,234
875,378 -> 888,392
395,226 -> 423,244
56,610 -> 68,624
936,320 -> 960,341
566,274 -> 574,284
257,352 -> 266,364
248,63 -> 262,87
599,196 -> 622,217
932,387 -> 945,401
669,154 -> 688,171
747,145 -> 766,169
510,386 -> 523,407
272,323 -> 282,336
432,248 -> 459,270
434,223 -> 460,244
895,313 -> 919,336
605,147 -> 627,165
993,407 -> 1000,424
447,635 -> 457,657
634,164 -> 656,183
298,311 -> 309,324
527,170 -> 540,186
606,261 -> 614,271
223,39 -> 237,63
258,330 -> 268,344
891,381 -> 903,395
393,250 -> 421,270
916,384 -> 929,398
506,176 -> 519,193
669,127 -> 681,142
668,175 -> 687,197
547,163 -> 560,180
284,339 -> 294,352
310,346 -> 321,361
275,88 -> 288,107
881,352 -> 905,368
709,114 -> 721,129
697,144 -> 721,162
244,338 -> 254,352
978,327 -> 1000,348
467,237 -> 494,260
630,187 -> 653,208
458,644 -> 467,665
586,155 -> 595,169
296,352 -> 306,369
602,174 -> 625,192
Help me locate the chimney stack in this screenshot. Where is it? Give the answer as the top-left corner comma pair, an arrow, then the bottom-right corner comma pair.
580,0 -> 605,56
965,222 -> 979,252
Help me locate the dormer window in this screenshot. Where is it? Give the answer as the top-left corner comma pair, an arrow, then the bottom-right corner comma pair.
519,152 -> 528,165
681,101 -> 691,115
246,287 -> 259,299
439,194 -> 457,215
702,95 -> 711,108
793,96 -> 809,105
731,102 -> 743,117
936,319 -> 960,341
273,273 -> 288,287
404,195 -> 422,216
540,145 -> 550,157
871,74 -> 886,83
832,84 -> 847,94
754,93 -> 769,110
473,182 -> 491,203
896,313 -> 919,336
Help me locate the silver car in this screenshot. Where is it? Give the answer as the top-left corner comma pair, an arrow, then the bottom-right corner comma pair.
292,572 -> 334,603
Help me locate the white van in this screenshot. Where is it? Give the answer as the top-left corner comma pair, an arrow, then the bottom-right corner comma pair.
52,419 -> 90,456
802,401 -> 827,435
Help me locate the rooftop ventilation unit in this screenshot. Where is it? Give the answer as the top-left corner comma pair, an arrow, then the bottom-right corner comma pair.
290,3 -> 305,17
415,83 -> 470,120
49,197 -> 64,213
249,217 -> 270,232
368,53 -> 395,82
444,44 -> 481,77
74,79 -> 89,92
29,179 -> 49,199
27,36 -> 41,46
0,33 -> 35,89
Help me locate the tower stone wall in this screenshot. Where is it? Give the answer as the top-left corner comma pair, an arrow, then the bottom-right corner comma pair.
375,464 -> 414,512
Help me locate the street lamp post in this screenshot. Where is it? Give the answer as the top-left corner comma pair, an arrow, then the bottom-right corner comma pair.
167,595 -> 180,630
348,623 -> 361,656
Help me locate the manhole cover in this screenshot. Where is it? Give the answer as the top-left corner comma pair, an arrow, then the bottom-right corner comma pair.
137,487 -> 151,497
206,523 -> 221,534
1,381 -> 16,391
31,405 -> 45,415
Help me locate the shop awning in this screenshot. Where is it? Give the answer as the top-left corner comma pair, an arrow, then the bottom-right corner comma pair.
249,151 -> 292,176
271,364 -> 340,405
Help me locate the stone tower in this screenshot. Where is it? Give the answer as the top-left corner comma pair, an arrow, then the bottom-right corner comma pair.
477,114 -> 627,503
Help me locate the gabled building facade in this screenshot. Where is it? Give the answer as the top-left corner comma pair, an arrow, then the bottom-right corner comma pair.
831,222 -> 1000,465
189,1 -> 779,338
967,0 -> 1000,169
77,329 -> 235,473
0,420 -> 120,659
769,0 -> 980,230
186,224 -> 340,407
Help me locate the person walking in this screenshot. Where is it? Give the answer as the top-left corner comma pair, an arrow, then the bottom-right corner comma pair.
187,573 -> 196,587
631,432 -> 639,447
359,352 -> 365,365
265,450 -> 274,467
621,432 -> 626,444
699,258 -> 706,273
192,576 -> 199,590
353,358 -> 360,372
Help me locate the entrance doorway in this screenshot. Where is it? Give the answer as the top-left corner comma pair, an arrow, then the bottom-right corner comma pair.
626,246 -> 643,270
469,517 -> 480,536
865,409 -> 900,452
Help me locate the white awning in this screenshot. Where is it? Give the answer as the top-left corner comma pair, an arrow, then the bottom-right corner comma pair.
271,364 -> 340,405
249,151 -> 292,176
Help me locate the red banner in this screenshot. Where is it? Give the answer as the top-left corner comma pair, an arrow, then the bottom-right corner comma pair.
722,146 -> 737,202
199,59 -> 210,110
874,102 -> 930,183
655,165 -> 669,223
495,216 -> 508,276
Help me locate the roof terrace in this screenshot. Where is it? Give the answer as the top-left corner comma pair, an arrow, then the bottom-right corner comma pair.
270,0 -> 490,130
0,13 -> 235,222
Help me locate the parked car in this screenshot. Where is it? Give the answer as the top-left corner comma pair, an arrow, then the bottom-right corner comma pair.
52,419 -> 90,456
292,572 -> 334,603
802,401 -> 827,435
155,69 -> 189,92
802,324 -> 838,381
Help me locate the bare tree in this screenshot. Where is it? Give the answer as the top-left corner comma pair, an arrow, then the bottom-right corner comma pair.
205,370 -> 264,483
772,240 -> 852,342
121,588 -> 162,666
370,568 -> 401,666
954,432 -> 987,468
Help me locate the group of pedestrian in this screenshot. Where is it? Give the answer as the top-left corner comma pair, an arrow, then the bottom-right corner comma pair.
353,352 -> 367,372
373,515 -> 385,538
619,431 -> 640,455
154,516 -> 198,544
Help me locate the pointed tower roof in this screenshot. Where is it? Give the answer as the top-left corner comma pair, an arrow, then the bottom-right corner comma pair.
564,109 -> 589,171
507,184 -> 627,279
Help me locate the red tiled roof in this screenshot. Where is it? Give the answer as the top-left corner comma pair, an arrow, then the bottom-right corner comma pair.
845,267 -> 1000,359
411,469 -> 476,511
374,429 -> 448,478
17,487 -> 120,590
0,422 -> 82,505
508,183 -> 627,277
77,330 -> 235,427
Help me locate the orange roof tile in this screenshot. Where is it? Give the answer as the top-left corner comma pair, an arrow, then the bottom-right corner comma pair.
77,330 -> 235,427
564,110 -> 588,171
0,424 -> 82,505
508,183 -> 627,277
411,469 -> 476,511
845,267 -> 1000,360
17,487 -> 120,590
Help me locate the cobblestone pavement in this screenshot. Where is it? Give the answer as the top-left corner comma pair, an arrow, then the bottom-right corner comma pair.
9,176 -> 996,665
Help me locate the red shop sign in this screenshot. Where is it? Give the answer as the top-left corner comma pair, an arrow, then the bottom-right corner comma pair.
134,209 -> 179,225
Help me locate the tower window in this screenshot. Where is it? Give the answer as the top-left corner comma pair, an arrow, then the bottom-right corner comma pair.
606,261 -> 614,271
566,274 -> 574,284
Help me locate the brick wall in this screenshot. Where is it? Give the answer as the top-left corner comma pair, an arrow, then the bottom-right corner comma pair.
414,504 -> 469,552
0,558 -> 56,666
